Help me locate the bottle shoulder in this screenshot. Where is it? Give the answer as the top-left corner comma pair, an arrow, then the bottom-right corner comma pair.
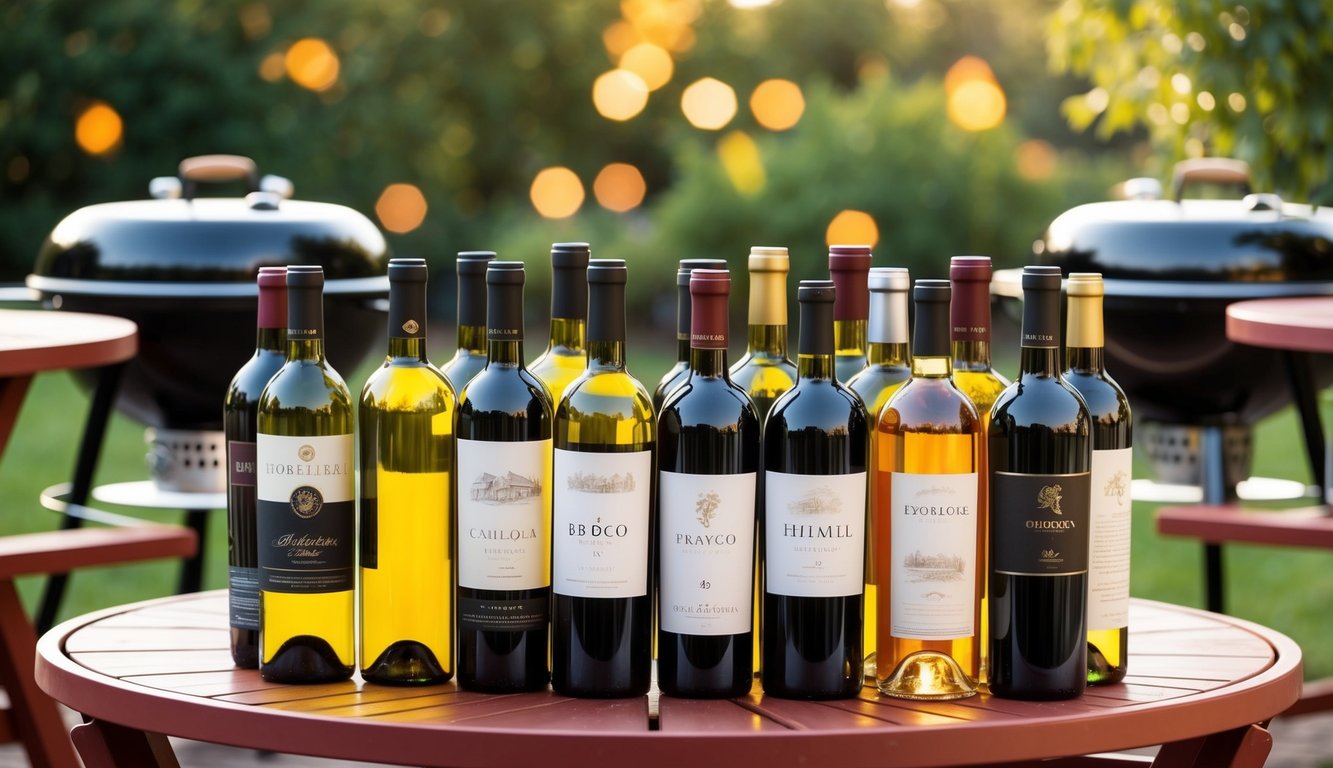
659,375 -> 760,431
881,377 -> 982,433
360,360 -> 456,413
1063,369 -> 1131,421
559,369 -> 654,419
224,350 -> 286,406
259,359 -> 351,409
989,373 -> 1090,431
459,364 -> 553,413
766,379 -> 869,435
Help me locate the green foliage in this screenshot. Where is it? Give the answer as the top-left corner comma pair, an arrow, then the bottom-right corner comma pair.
1048,0 -> 1333,201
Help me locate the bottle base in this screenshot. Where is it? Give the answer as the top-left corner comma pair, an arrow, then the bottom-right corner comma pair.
877,650 -> 977,701
260,635 -> 353,684
362,640 -> 451,686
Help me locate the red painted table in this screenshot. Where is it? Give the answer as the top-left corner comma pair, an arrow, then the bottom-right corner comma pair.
36,591 -> 1302,768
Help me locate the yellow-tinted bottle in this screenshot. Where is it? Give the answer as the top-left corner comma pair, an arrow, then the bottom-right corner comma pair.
730,246 -> 798,425
530,243 -> 589,403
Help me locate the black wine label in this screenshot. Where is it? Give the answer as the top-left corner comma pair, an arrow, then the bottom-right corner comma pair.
458,594 -> 548,632
228,566 -> 260,630
256,496 -> 355,592
991,471 -> 1091,576
360,495 -> 378,570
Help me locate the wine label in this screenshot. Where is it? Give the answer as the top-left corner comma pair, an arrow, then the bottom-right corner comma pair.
458,594 -> 548,633
457,438 -> 552,591
991,471 -> 1091,576
256,434 -> 355,593
553,448 -> 651,599
889,471 -> 979,640
764,470 -> 865,598
1088,447 -> 1132,631
228,566 -> 260,631
229,440 -> 256,487
659,470 -> 756,636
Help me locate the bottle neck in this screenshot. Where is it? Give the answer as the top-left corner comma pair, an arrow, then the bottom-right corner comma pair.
456,324 -> 486,354
1019,286 -> 1062,376
675,337 -> 690,363
488,339 -> 524,366
286,285 -> 324,362
744,324 -> 788,358
486,278 -> 524,365
587,276 -> 627,371
952,339 -> 994,369
689,347 -> 730,378
589,339 -> 626,371
834,319 -> 866,356
797,352 -> 834,381
256,326 -> 284,354
546,316 -> 586,353
1066,293 -> 1105,368
388,337 -> 428,363
1066,346 -> 1105,373
867,341 -> 909,367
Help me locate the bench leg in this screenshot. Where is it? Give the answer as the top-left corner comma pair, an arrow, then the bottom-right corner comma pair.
0,580 -> 79,768
1153,723 -> 1272,768
70,719 -> 180,768
1204,543 -> 1225,614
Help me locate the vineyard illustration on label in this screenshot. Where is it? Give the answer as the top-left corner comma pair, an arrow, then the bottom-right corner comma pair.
566,471 -> 636,494
787,485 -> 841,516
903,550 -> 965,583
470,471 -> 542,504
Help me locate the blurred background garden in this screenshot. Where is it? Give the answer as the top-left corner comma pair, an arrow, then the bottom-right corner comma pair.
2,0 -> 1333,683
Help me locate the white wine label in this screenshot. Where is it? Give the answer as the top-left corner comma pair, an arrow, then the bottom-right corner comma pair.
659,470 -> 756,636
991,471 -> 1091,576
1088,447 -> 1132,631
457,438 -> 552,591
889,471 -> 979,640
553,448 -> 651,598
256,433 -> 355,593
764,470 -> 866,598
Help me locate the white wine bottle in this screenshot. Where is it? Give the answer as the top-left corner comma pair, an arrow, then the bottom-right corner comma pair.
359,258 -> 455,685
256,265 -> 355,683
530,243 -> 590,403
440,251 -> 496,392
552,259 -> 655,698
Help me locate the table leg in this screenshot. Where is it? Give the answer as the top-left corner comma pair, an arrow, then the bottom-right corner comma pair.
177,509 -> 210,594
0,579 -> 79,768
36,362 -> 125,635
1282,350 -> 1326,493
1152,723 -> 1272,768
1204,543 -> 1225,614
70,720 -> 180,768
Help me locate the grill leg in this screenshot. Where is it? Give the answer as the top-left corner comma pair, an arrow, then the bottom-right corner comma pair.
177,509 -> 210,594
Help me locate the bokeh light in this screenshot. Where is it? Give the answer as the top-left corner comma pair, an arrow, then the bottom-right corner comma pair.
750,78 -> 805,131
945,55 -> 1006,132
619,43 -> 673,91
375,184 -> 429,234
602,20 -> 640,57
592,69 -> 650,121
825,210 -> 879,248
258,51 -> 286,82
285,37 -> 340,92
594,163 -> 648,212
530,166 -> 585,219
717,131 -> 765,196
681,77 -> 737,130
1015,139 -> 1056,181
621,0 -> 700,53
75,102 -> 123,156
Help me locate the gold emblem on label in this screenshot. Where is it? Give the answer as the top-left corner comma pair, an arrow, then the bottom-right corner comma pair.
1037,484 -> 1063,515
402,319 -> 420,334
298,444 -> 316,462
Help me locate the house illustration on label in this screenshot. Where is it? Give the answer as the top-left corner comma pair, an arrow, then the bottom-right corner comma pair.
788,486 -> 840,515
471,471 -> 542,503
566,471 -> 636,493
903,550 -> 965,583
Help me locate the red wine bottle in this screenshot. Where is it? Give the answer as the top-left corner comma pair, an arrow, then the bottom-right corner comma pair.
657,268 -> 761,698
223,266 -> 286,669
455,261 -> 554,693
988,265 -> 1092,700
760,280 -> 868,699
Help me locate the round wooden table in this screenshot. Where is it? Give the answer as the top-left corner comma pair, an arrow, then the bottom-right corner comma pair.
35,591 -> 1302,768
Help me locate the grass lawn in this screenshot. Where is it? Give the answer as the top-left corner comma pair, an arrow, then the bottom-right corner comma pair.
2,339 -> 1330,681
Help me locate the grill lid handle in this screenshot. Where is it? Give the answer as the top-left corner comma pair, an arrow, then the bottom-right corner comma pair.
169,155 -> 293,202
1171,157 -> 1252,202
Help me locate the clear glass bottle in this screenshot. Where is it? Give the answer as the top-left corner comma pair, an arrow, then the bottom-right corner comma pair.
1063,273 -> 1132,686
875,279 -> 983,700
653,258 -> 728,413
440,251 -> 495,393
829,245 -> 871,384
530,242 -> 590,404
223,266 -> 286,669
552,259 -> 655,698
761,280 -> 867,699
256,265 -> 355,683
358,258 -> 455,685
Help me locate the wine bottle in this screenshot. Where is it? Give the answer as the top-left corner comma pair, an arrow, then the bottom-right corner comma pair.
653,259 -> 727,413
223,266 -> 286,669
875,279 -> 983,700
455,260 -> 554,692
847,266 -> 910,678
256,265 -> 355,684
730,246 -> 798,425
552,259 -> 655,698
949,255 -> 1010,684
829,245 -> 871,384
760,280 -> 867,699
530,242 -> 590,403
1063,273 -> 1132,686
658,268 -> 760,698
440,251 -> 496,392
988,265 -> 1092,701
358,258 -> 455,685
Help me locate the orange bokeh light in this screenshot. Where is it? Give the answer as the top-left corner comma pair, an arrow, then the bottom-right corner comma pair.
826,210 -> 879,248
944,55 -> 1006,132
594,163 -> 648,212
749,78 -> 805,131
375,184 -> 429,234
530,167 -> 585,219
1015,139 -> 1057,181
592,69 -> 650,122
285,37 -> 340,92
75,102 -> 123,156
681,77 -> 737,130
619,43 -> 673,91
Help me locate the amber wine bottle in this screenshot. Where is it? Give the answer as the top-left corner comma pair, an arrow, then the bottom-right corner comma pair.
440,251 -> 495,392
256,265 -> 355,683
552,259 -> 655,698
1063,273 -> 1132,686
530,243 -> 590,403
223,266 -> 286,669
655,259 -> 729,413
875,280 -> 983,700
988,265 -> 1092,701
761,280 -> 867,699
657,269 -> 760,698
358,258 -> 455,685
455,261 -> 554,692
